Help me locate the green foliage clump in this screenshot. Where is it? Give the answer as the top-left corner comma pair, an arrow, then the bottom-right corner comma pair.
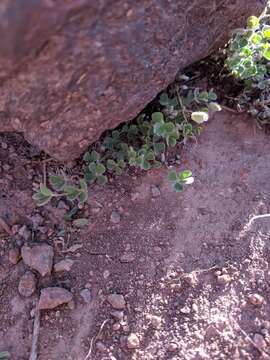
0,352 -> 10,360
33,84 -> 221,209
33,174 -> 88,207
226,15 -> 270,89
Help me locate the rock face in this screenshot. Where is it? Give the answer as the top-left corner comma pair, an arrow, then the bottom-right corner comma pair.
0,0 -> 266,161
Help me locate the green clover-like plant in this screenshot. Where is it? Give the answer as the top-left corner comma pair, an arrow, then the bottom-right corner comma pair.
84,151 -> 108,185
0,352 -> 10,360
168,170 -> 194,192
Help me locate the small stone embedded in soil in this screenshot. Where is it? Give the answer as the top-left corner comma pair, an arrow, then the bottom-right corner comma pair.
21,244 -> 54,276
167,342 -> 178,352
110,211 -> 121,224
253,333 -> 266,348
103,270 -> 110,279
110,310 -> 124,321
151,185 -> 161,197
127,333 -> 140,349
18,225 -> 31,241
180,305 -> 191,314
80,288 -> 92,303
54,259 -> 74,272
96,341 -> 107,352
38,287 -> 73,310
217,274 -> 231,285
8,248 -> 20,264
107,294 -> 126,309
150,315 -> 162,329
18,271 -> 36,297
248,293 -> 264,306
112,322 -> 121,331
120,252 -> 135,263
182,273 -> 198,287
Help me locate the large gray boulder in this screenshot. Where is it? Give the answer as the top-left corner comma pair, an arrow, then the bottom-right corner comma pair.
0,0 -> 266,161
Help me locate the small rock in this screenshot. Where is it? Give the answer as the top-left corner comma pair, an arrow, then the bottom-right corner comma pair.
96,341 -> 107,352
103,270 -> 110,279
127,333 -> 140,349
110,310 -> 124,321
110,211 -> 121,224
131,192 -> 140,201
21,244 -> 54,276
248,293 -> 264,306
38,287 -> 73,310
30,214 -> 44,229
167,342 -> 178,352
80,289 -> 92,303
8,248 -> 21,265
54,259 -> 74,273
18,225 -> 31,241
205,324 -> 219,338
180,305 -> 191,314
182,273 -> 198,287
68,300 -> 76,310
107,294 -> 126,309
150,315 -> 162,329
217,274 -> 231,285
120,253 -> 135,263
151,185 -> 161,198
253,333 -> 266,349
18,271 -> 36,297
112,322 -> 121,331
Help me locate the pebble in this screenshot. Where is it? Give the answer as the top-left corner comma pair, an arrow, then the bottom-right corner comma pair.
112,322 -> 121,331
18,225 -> 31,241
167,342 -> 178,352
103,270 -> 110,279
217,274 -> 231,285
126,333 -> 140,349
107,294 -> 126,309
253,333 -> 266,348
131,192 -> 140,201
248,293 -> 264,306
8,248 -> 21,265
21,244 -> 54,276
80,289 -> 92,303
18,271 -> 36,297
54,259 -> 74,273
150,315 -> 162,329
38,287 -> 73,310
110,310 -> 124,321
110,211 -> 121,224
180,305 -> 191,314
30,214 -> 44,230
151,185 -> 161,197
68,300 -> 76,310
182,273 -> 198,287
120,253 -> 135,263
96,341 -> 107,352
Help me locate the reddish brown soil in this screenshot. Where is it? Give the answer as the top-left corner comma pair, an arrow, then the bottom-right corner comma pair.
1,111 -> 270,360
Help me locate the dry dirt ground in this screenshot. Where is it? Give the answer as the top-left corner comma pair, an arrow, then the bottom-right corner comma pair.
1,111 -> 270,360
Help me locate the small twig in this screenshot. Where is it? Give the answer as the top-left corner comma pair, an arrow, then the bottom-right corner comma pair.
0,217 -> 12,235
176,87 -> 188,122
29,308 -> 40,360
83,319 -> 109,360
43,161 -> 47,186
221,105 -> 238,113
247,213 -> 270,227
